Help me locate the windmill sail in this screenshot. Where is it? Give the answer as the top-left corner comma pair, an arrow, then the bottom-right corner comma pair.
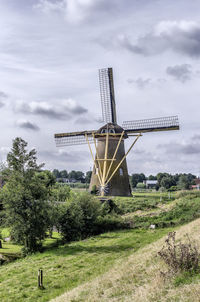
55,130 -> 96,146
122,116 -> 179,134
99,67 -> 117,124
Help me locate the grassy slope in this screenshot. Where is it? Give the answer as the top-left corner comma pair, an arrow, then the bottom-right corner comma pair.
1,191 -> 200,302
52,218 -> 200,302
0,228 -> 171,302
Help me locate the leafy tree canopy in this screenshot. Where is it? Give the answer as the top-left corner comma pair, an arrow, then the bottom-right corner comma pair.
1,137 -> 52,254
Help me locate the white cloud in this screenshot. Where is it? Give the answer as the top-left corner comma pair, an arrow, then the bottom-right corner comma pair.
35,0 -> 101,23
118,20 -> 200,57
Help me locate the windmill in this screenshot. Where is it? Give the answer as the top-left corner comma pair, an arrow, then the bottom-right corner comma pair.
55,68 -> 179,196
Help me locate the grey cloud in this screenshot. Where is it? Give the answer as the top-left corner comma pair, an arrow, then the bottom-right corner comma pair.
166,64 -> 192,82
14,99 -> 87,119
16,120 -> 40,131
159,141 -> 200,155
118,21 -> 200,58
128,77 -> 151,89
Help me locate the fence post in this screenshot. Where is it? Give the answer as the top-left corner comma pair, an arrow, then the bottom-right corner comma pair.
38,269 -> 44,289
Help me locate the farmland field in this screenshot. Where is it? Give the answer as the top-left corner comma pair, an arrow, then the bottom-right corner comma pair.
1,191 -> 200,302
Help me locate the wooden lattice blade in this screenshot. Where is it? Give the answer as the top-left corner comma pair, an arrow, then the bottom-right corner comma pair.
99,68 -> 117,124
122,116 -> 179,134
54,130 -> 96,146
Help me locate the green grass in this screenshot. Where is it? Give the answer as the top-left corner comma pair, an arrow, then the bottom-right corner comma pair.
173,270 -> 200,287
0,227 -> 172,302
114,192 -> 175,214
0,228 -> 22,254
0,231 -> 61,255
1,190 -> 200,301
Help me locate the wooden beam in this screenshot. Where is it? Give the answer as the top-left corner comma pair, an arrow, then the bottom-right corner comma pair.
105,131 -> 124,182
85,133 -> 102,186
105,133 -> 141,186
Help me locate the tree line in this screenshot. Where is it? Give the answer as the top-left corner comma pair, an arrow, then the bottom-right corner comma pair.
53,169 -> 196,190
52,169 -> 92,183
130,173 -> 196,190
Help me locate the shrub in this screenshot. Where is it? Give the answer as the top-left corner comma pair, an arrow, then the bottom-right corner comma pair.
91,185 -> 97,195
158,232 -> 199,275
76,192 -> 101,237
58,193 -> 129,242
50,183 -> 71,202
95,214 -> 129,233
58,201 -> 84,242
101,199 -> 121,215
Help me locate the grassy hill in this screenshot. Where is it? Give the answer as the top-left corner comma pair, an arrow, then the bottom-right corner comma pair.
1,191 -> 200,302
52,218 -> 200,302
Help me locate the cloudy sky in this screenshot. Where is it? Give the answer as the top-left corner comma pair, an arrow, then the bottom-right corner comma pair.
0,0 -> 200,176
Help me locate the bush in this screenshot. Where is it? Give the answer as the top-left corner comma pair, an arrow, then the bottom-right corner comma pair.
95,215 -> 129,233
91,185 -> 97,195
101,199 -> 121,215
158,232 -> 199,275
58,201 -> 84,242
136,182 -> 146,189
50,183 -> 71,202
76,192 -> 101,237
58,193 -> 129,242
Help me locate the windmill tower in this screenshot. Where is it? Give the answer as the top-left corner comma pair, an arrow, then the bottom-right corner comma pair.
55,68 -> 179,196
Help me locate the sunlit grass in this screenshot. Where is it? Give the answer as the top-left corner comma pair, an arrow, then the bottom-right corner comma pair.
0,228 -> 171,302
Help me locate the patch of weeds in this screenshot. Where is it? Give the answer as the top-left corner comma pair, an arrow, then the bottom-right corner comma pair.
158,232 -> 200,280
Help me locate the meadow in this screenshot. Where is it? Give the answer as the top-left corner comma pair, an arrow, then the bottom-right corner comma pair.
1,190 -> 200,302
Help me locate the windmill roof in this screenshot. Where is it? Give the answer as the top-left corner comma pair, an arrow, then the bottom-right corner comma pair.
96,123 -> 128,138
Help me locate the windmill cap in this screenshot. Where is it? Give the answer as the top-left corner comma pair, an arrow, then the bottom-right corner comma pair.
96,123 -> 128,138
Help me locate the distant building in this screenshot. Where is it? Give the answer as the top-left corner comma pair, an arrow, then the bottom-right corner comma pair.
191,178 -> 200,190
143,180 -> 158,189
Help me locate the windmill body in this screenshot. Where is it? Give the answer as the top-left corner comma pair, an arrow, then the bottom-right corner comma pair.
55,68 -> 179,197
89,123 -> 131,196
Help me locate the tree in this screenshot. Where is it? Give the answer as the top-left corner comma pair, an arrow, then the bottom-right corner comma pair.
68,170 -> 85,182
148,175 -> 157,180
160,175 -> 176,190
50,183 -> 71,202
85,171 -> 92,183
131,173 -> 146,188
177,175 -> 190,190
60,170 -> 68,178
52,169 -> 60,178
1,137 -> 51,254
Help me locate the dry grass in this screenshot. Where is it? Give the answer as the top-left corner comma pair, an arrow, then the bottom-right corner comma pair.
51,218 -> 200,302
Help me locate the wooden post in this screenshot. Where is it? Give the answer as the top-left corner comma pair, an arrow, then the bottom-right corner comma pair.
38,269 -> 44,289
